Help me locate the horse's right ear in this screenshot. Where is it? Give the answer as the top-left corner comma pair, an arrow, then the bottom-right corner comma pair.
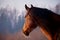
31,4 -> 33,8
25,4 -> 29,10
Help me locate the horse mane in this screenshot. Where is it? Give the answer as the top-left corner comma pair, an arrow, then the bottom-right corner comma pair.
28,7 -> 56,20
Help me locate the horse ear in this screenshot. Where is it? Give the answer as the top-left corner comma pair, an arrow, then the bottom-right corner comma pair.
31,4 -> 33,8
25,4 -> 29,10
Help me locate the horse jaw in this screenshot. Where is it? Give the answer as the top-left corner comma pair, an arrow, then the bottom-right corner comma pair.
21,31 -> 31,38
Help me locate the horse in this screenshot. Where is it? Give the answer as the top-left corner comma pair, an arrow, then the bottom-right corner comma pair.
22,4 -> 60,40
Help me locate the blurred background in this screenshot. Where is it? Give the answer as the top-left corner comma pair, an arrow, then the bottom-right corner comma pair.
0,0 -> 60,40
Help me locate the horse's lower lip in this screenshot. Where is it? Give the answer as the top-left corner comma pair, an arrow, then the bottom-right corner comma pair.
24,32 -> 29,36
22,31 -> 31,38
23,31 -> 29,36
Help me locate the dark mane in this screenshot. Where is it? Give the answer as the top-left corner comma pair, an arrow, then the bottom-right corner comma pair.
30,7 -> 59,20
29,7 -> 60,33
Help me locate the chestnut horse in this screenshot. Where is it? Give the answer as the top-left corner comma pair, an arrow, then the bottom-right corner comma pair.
22,4 -> 60,40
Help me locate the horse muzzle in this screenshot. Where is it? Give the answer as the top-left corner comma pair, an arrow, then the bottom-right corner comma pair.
23,30 -> 29,36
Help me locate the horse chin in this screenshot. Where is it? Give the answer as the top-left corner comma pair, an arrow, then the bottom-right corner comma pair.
23,31 -> 29,36
22,31 -> 30,38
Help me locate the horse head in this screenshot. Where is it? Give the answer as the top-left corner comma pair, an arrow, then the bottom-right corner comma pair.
22,4 -> 37,36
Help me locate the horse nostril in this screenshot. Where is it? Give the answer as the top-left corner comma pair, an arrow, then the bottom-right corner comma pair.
23,31 -> 29,36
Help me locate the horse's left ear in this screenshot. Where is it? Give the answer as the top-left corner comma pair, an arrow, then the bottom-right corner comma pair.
31,4 -> 33,8
25,4 -> 29,10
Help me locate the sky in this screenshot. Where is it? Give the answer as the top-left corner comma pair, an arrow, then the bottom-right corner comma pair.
0,0 -> 60,13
